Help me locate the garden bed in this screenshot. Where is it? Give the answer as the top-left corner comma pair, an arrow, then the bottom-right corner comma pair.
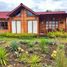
0,34 -> 67,67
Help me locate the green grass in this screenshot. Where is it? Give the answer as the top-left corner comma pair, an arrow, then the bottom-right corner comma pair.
0,36 -> 67,47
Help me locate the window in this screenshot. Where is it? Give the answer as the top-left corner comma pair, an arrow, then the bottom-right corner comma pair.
0,22 -> 8,29
46,21 -> 58,31
27,11 -> 34,16
16,13 -> 21,16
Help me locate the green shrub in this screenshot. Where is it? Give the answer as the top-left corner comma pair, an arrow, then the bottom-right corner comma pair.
47,31 -> 67,38
0,47 -> 8,66
19,53 -> 29,63
28,42 -> 34,48
55,45 -> 67,67
10,41 -> 19,51
39,39 -> 49,53
28,54 -> 42,67
0,33 -> 37,39
19,53 -> 42,67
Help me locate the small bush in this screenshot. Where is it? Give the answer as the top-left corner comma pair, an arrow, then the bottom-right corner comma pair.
28,54 -> 42,67
39,39 -> 49,53
28,42 -> 34,48
28,54 -> 41,64
0,47 -> 8,66
10,41 -> 19,52
19,53 -> 29,63
47,31 -> 67,38
19,53 -> 42,67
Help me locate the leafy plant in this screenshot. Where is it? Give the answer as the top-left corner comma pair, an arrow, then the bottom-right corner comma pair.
19,53 -> 42,67
28,42 -> 34,48
39,39 -> 49,53
0,32 -> 37,39
28,54 -> 42,67
19,53 -> 29,63
10,41 -> 19,51
47,31 -> 67,38
0,47 -> 8,66
55,45 -> 67,67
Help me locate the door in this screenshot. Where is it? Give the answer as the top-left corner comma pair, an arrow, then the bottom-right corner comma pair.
12,21 -> 21,33
16,21 -> 21,33
33,21 -> 37,33
28,20 -> 38,33
28,21 -> 32,33
12,21 -> 16,33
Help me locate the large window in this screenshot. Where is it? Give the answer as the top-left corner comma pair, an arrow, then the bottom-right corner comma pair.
46,21 -> 58,31
27,11 -> 34,16
0,22 -> 8,29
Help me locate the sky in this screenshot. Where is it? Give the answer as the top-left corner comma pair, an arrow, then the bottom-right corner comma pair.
0,0 -> 67,12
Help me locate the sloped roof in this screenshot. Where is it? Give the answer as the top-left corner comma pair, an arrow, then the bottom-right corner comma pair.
0,12 -> 9,19
35,11 -> 66,15
8,3 -> 36,16
0,3 -> 67,18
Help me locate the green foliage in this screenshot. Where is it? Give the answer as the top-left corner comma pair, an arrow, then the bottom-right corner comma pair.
28,54 -> 42,67
39,39 -> 49,53
28,42 -> 34,48
0,33 -> 37,39
29,63 -> 42,67
55,45 -> 67,67
10,41 -> 19,51
0,47 -> 8,66
19,53 -> 29,63
28,54 -> 41,64
47,31 -> 67,38
19,53 -> 42,67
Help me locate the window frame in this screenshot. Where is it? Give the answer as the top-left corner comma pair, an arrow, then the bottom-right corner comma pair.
46,20 -> 58,31
0,22 -> 8,30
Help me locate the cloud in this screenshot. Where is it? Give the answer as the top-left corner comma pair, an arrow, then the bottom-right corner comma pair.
0,1 -> 10,11
0,0 -> 67,12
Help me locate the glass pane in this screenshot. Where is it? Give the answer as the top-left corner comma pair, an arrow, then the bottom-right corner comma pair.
52,21 -> 55,23
27,11 -> 34,16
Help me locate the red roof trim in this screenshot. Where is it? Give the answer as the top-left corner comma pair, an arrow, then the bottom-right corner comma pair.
0,3 -> 67,18
35,11 -> 66,15
0,12 -> 9,19
8,3 -> 37,16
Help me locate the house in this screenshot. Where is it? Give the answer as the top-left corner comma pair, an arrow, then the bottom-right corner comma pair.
0,3 -> 67,34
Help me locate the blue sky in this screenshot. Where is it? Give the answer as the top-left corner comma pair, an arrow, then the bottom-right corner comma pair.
0,0 -> 67,12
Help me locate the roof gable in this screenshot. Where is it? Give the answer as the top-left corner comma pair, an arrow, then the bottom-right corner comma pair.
8,3 -> 36,16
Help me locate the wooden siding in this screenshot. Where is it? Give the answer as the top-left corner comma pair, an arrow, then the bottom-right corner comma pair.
0,19 -> 9,33
39,15 -> 66,34
0,10 -> 67,35
8,9 -> 39,34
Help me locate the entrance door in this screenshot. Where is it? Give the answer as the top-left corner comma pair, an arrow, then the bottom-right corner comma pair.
33,21 -> 37,33
12,21 -> 21,33
28,21 -> 32,33
12,21 -> 16,33
28,20 -> 38,33
16,21 -> 21,33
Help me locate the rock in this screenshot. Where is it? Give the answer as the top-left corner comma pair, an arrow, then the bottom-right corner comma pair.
21,49 -> 24,52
